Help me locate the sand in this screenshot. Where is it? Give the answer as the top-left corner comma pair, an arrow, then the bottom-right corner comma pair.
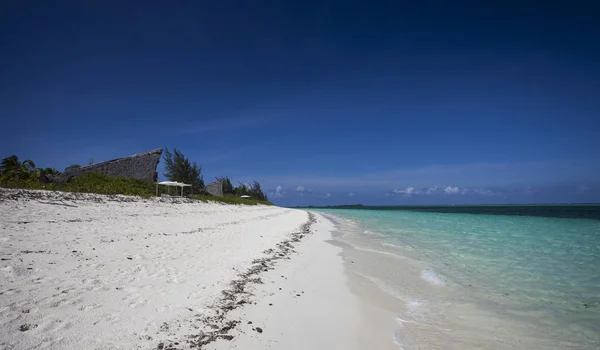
210,214 -> 398,350
0,189 -> 371,349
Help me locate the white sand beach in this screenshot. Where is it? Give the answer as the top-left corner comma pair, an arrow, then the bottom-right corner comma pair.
0,189 -> 374,350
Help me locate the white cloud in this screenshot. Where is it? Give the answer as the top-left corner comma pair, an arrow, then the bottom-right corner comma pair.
325,192 -> 332,198
270,185 -> 285,198
348,192 -> 355,197
391,185 -> 498,197
257,159 -> 600,191
393,186 -> 417,197
296,185 -> 305,192
426,186 -> 441,195
444,186 -> 460,194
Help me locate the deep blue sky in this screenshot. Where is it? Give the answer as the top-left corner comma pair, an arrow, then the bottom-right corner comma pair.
1,1 -> 599,206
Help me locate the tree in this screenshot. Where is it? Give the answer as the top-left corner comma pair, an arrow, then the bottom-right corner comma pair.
249,181 -> 268,201
163,148 -> 204,193
0,155 -> 36,181
32,167 -> 60,183
232,180 -> 268,201
234,182 -> 249,197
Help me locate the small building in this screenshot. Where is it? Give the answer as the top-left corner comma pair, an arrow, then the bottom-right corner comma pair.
205,179 -> 224,197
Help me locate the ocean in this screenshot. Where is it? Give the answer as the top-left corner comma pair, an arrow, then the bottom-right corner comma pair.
313,205 -> 600,349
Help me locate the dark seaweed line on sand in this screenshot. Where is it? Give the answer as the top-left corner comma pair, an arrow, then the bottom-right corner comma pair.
155,212 -> 317,350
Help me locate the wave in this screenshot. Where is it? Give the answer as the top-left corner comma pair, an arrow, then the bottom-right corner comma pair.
406,298 -> 427,311
395,316 -> 410,328
352,271 -> 409,302
350,245 -> 410,261
381,241 -> 414,250
393,329 -> 405,349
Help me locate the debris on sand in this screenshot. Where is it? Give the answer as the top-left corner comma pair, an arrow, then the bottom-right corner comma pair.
154,213 -> 316,349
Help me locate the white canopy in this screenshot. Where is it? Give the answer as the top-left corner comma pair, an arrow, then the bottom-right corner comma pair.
158,181 -> 191,187
240,195 -> 251,198
156,181 -> 192,197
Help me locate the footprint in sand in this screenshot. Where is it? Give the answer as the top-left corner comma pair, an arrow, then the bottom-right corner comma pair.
39,318 -> 74,333
78,303 -> 102,312
128,298 -> 149,308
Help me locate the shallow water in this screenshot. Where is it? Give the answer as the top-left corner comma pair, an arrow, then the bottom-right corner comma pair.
314,206 -> 600,349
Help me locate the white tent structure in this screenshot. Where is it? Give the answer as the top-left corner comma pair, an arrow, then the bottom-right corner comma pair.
240,195 -> 251,199
156,181 -> 192,197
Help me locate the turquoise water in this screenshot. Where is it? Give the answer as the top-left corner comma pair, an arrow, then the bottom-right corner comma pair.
315,206 -> 600,349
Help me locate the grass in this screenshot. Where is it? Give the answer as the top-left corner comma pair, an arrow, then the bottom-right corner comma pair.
0,173 -> 273,206
1,173 -> 156,198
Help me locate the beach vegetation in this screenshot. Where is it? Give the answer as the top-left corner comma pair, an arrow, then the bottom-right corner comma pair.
31,167 -> 60,182
1,153 -> 273,205
216,177 -> 268,201
1,155 -> 37,181
232,181 -> 268,201
249,181 -> 268,201
163,148 -> 204,193
234,182 -> 249,196
193,193 -> 272,206
1,173 -> 156,197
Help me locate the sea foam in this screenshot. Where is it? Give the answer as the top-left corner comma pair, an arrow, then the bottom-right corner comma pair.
421,269 -> 446,285
395,316 -> 409,328
392,329 -> 405,349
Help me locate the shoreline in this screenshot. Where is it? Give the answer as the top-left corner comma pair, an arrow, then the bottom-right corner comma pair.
6,189 -> 594,349
210,212 -> 397,350
315,210 -> 600,350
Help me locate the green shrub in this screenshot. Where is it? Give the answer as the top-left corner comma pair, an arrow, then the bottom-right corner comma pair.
65,173 -> 156,197
0,179 -> 58,191
0,173 -> 156,197
163,148 -> 204,193
1,173 -> 273,205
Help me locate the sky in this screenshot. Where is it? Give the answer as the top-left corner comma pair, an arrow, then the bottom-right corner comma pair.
1,1 -> 599,206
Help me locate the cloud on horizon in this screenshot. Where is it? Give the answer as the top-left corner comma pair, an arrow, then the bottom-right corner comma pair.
444,186 -> 460,194
257,159 -> 599,200
269,185 -> 285,198
393,187 -> 417,197
272,183 -> 599,206
232,159 -> 598,206
389,185 -> 490,197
